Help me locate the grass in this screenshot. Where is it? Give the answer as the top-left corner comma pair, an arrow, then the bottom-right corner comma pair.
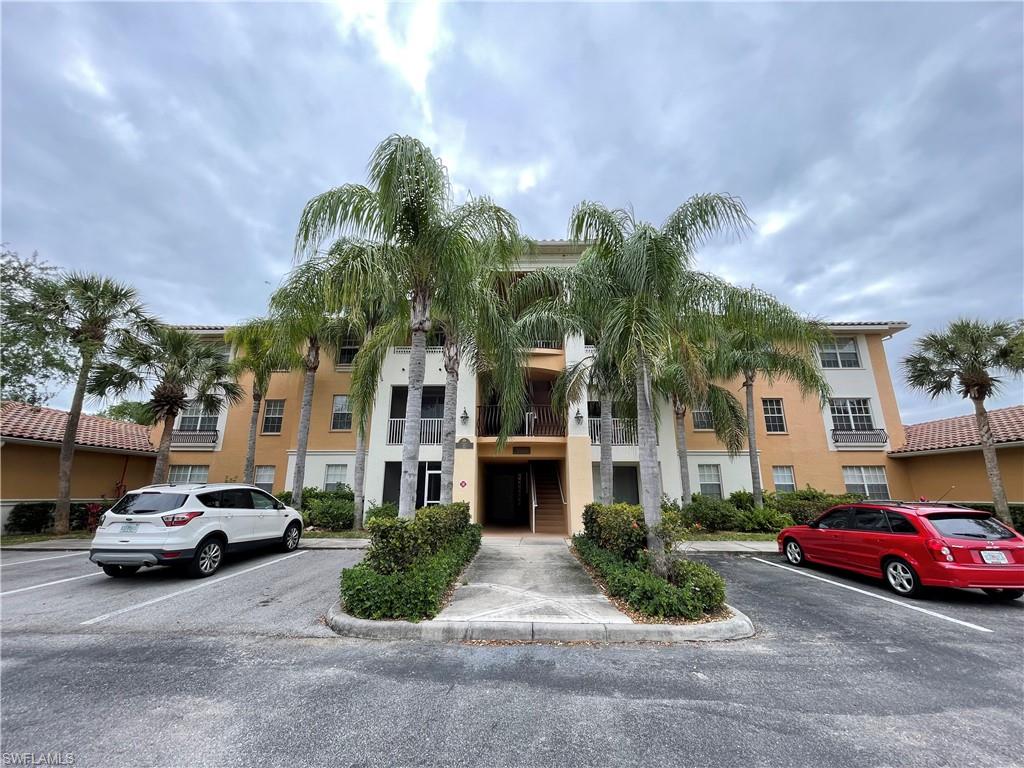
675,531 -> 778,541
0,532 -> 93,546
302,529 -> 369,539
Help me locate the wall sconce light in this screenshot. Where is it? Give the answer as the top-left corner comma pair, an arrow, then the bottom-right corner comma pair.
574,409 -> 583,425
460,408 -> 469,424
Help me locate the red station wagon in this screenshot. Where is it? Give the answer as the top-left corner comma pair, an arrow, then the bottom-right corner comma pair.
777,502 -> 1024,600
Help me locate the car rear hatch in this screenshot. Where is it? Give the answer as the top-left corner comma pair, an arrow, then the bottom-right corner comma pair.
94,491 -> 191,548
923,512 -> 1024,566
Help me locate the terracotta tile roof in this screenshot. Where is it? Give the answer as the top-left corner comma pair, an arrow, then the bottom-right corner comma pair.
890,404 -> 1024,455
0,401 -> 156,454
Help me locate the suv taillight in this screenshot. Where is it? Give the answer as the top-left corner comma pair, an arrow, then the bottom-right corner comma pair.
162,510 -> 204,527
926,537 -> 954,562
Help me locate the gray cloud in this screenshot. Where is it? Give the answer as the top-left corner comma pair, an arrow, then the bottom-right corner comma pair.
3,1 -> 1021,422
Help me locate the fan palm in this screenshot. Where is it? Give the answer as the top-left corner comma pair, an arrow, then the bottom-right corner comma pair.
225,318 -> 295,485
903,318 -> 1024,524
295,134 -> 521,518
33,274 -> 152,534
568,197 -> 752,554
89,325 -> 244,483
718,286 -> 831,508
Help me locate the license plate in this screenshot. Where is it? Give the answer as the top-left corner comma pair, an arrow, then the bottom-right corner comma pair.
119,523 -> 139,534
981,550 -> 1008,564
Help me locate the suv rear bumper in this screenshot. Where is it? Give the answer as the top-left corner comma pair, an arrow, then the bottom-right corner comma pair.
90,549 -> 195,567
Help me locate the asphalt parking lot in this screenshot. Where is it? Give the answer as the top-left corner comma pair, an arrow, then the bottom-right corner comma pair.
2,546 -> 1021,767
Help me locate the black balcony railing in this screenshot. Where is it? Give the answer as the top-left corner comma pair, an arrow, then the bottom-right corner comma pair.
170,430 -> 219,446
831,428 -> 888,445
530,340 -> 563,350
476,405 -> 565,437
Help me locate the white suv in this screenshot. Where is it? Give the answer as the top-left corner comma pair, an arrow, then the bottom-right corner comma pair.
89,483 -> 303,578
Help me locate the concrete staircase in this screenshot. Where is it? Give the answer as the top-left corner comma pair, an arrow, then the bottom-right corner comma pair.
532,462 -> 567,535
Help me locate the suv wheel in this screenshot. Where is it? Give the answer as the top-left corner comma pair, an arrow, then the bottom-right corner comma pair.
102,564 -> 140,578
282,522 -> 301,552
884,558 -> 922,598
188,537 -> 225,578
783,538 -> 804,566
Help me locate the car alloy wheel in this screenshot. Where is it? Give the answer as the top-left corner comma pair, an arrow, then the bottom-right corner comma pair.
197,540 -> 222,575
785,540 -> 803,565
284,523 -> 300,551
885,560 -> 916,595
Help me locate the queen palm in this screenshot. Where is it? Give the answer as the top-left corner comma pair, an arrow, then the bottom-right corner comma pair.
568,197 -> 752,555
718,285 -> 830,508
295,135 -> 520,518
903,318 -> 1024,524
225,318 -> 295,485
89,325 -> 244,483
269,258 -> 347,510
34,274 -> 151,534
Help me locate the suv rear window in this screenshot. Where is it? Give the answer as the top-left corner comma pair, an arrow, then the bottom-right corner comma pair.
927,514 -> 1015,541
109,492 -> 187,515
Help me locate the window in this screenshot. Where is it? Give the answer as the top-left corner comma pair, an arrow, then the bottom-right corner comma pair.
254,466 -> 275,493
178,401 -> 218,432
819,336 -> 860,368
219,488 -> 252,509
336,336 -> 360,367
110,492 -> 186,514
772,466 -> 796,493
331,395 -> 352,430
762,399 -> 787,433
168,465 -> 209,484
818,508 -> 851,530
692,405 -> 714,430
698,464 -> 723,499
830,398 -> 874,431
926,514 -> 1015,541
885,511 -> 917,535
843,466 -> 890,499
262,400 -> 284,434
250,489 -> 277,510
852,507 -> 889,531
324,464 -> 347,492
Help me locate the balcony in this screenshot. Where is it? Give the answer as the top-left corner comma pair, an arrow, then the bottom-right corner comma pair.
831,428 -> 888,447
530,339 -> 563,350
387,417 -> 443,445
589,418 -> 638,446
170,430 -> 218,448
476,405 -> 565,437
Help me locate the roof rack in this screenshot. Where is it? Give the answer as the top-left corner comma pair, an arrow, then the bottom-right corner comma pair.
859,499 -> 975,510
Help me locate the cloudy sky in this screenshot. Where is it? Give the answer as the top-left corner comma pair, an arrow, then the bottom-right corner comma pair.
3,1 -> 1022,422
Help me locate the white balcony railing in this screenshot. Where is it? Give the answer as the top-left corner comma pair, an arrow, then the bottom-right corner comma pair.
392,346 -> 444,355
588,418 -> 638,446
387,417 -> 443,445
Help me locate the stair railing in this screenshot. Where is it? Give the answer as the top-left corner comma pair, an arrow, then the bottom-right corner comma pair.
530,465 -> 538,533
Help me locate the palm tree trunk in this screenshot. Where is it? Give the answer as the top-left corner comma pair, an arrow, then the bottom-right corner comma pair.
634,359 -> 665,566
400,295 -> 430,518
440,343 -> 460,505
599,390 -> 614,504
743,372 -> 764,508
673,398 -> 692,504
243,392 -> 261,484
973,397 -> 1011,524
152,413 -> 176,483
353,426 -> 366,529
291,341 -> 320,510
54,349 -> 94,534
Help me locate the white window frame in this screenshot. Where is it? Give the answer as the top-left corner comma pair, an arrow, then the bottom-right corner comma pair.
842,466 -> 890,499
697,464 -> 723,499
335,336 -> 360,368
772,465 -> 796,493
324,464 -> 347,492
177,401 -> 218,433
762,398 -> 787,433
830,398 -> 875,432
819,336 -> 861,368
424,461 -> 442,506
692,405 -> 714,431
254,466 -> 275,493
331,395 -> 352,431
262,399 -> 285,434
168,465 -> 209,484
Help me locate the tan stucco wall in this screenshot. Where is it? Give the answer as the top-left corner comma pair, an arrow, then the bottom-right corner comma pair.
0,442 -> 155,501
897,446 -> 1024,503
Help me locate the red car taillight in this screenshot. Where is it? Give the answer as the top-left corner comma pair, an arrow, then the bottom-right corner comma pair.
925,537 -> 954,562
162,510 -> 204,527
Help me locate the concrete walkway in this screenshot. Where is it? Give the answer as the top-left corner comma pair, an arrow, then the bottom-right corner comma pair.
434,539 -> 631,624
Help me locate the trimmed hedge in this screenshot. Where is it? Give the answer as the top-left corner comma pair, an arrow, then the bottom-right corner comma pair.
5,501 -> 112,534
277,486 -> 354,511
764,488 -> 864,525
573,536 -> 724,619
365,501 -> 399,521
582,502 -> 647,559
305,497 -> 355,530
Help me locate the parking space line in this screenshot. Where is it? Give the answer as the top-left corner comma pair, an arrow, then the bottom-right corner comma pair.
80,551 -> 309,626
0,552 -> 89,567
749,556 -> 994,634
2,572 -> 105,595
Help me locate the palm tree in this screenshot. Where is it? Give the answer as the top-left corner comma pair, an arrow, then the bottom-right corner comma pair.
225,318 -> 294,485
34,274 -> 151,534
903,318 -> 1024,524
718,286 -> 830,508
89,325 -> 244,483
295,134 -> 521,518
97,400 -> 157,426
568,197 -> 752,555
268,258 -> 346,510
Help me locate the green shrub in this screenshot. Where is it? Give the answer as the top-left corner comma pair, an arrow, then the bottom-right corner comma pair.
414,502 -> 470,551
728,490 -> 756,512
765,487 -> 864,525
735,507 -> 795,533
340,525 -> 481,621
5,501 -> 111,534
582,503 -> 647,559
363,517 -> 423,574
306,497 -> 355,530
654,505 -> 694,549
685,495 -> 741,532
365,501 -> 399,521
668,558 -> 727,614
